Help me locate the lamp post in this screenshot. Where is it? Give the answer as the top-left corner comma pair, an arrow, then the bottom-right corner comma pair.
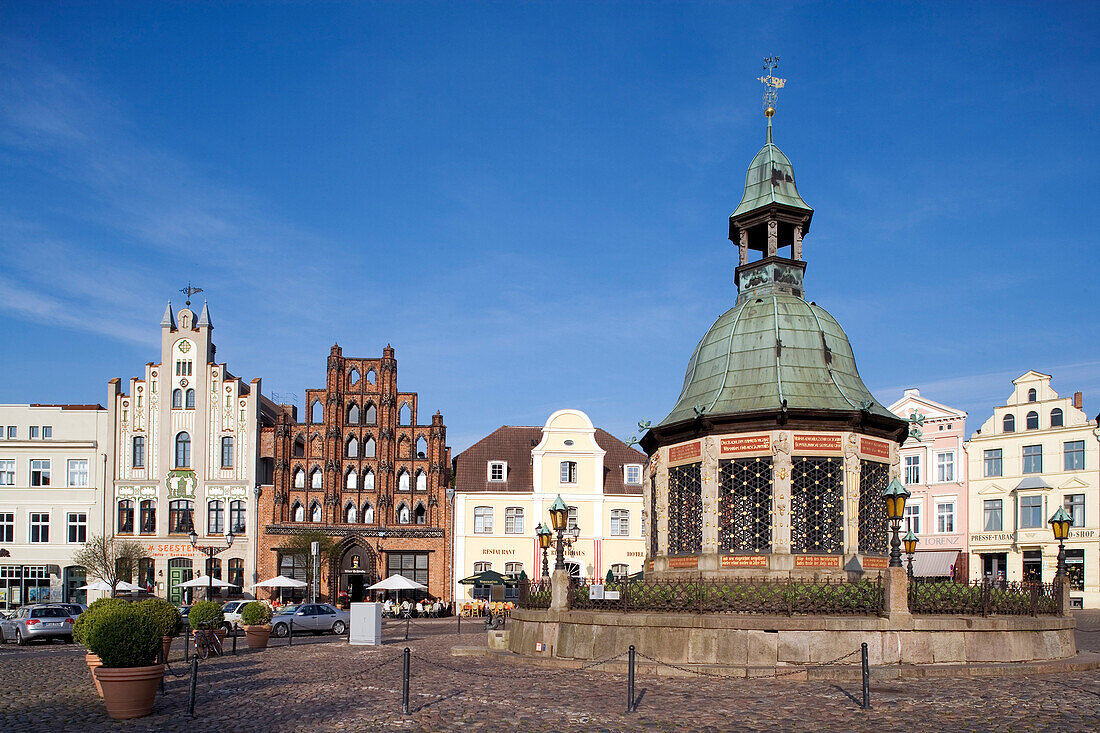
1048,507 -> 1071,583
902,530 -> 918,579
189,527 -> 235,601
882,479 -> 911,569
536,523 -> 552,580
547,495 -> 580,573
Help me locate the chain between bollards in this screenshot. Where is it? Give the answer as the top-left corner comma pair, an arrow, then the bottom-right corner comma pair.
627,645 -> 636,713
187,655 -> 199,718
860,642 -> 870,709
401,647 -> 411,714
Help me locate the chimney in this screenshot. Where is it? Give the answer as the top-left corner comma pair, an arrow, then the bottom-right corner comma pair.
1074,391 -> 1083,410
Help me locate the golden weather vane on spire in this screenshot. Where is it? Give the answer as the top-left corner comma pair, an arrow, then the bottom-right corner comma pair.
758,56 -> 786,118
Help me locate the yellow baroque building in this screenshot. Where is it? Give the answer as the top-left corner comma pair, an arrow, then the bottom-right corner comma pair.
451,409 -> 646,600
966,371 -> 1100,608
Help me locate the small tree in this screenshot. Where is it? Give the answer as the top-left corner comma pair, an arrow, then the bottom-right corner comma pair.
279,531 -> 340,599
72,534 -> 147,596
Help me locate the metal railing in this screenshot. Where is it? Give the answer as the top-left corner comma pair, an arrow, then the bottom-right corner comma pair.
516,579 -> 552,609
908,578 -> 1060,616
519,576 -> 885,616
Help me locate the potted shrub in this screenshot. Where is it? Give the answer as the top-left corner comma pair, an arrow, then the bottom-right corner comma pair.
240,601 -> 274,649
188,599 -> 226,641
138,598 -> 182,662
73,597 -> 130,697
86,604 -> 164,720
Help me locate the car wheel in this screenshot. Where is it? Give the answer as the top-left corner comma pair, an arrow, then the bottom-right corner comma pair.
15,628 -> 26,646
272,623 -> 288,638
332,620 -> 346,635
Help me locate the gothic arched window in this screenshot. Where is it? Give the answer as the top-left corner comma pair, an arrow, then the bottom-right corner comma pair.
347,403 -> 359,424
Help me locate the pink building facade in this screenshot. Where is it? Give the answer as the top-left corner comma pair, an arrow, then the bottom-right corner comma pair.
888,389 -> 969,580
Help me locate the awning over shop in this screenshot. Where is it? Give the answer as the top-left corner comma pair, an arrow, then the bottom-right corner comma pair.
912,550 -> 958,578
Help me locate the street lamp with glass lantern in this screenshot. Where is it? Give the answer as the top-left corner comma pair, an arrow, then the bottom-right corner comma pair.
536,523 -> 552,579
547,495 -> 580,573
1048,507 -> 1072,582
189,527 -> 235,601
882,479 -> 911,568
902,530 -> 918,578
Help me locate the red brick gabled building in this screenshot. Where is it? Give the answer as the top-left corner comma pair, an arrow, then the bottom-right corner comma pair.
257,344 -> 451,602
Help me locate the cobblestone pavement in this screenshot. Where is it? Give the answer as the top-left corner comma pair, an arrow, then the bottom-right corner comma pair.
2,616 -> 1099,732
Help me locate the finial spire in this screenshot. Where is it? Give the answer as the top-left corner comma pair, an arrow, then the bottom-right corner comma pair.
758,56 -> 786,120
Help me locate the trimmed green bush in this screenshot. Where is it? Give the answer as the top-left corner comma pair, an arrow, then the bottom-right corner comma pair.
86,605 -> 161,668
188,600 -> 225,630
73,597 -> 130,647
240,601 -> 273,626
138,597 -> 183,637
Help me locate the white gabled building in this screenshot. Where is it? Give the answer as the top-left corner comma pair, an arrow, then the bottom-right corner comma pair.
965,371 -> 1100,609
0,403 -> 110,609
107,301 -> 273,604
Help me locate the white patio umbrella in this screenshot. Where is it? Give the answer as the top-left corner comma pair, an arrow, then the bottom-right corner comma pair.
176,575 -> 238,588
366,574 -> 427,604
253,575 -> 308,588
76,580 -> 144,592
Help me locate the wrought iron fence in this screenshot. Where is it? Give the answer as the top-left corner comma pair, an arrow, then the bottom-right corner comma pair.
908,578 -> 1060,616
516,579 -> 552,610
521,576 -> 885,616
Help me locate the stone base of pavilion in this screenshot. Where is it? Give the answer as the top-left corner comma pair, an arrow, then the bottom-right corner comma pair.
502,608 -> 1077,674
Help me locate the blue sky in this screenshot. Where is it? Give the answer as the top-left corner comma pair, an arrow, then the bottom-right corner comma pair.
2,2 -> 1098,451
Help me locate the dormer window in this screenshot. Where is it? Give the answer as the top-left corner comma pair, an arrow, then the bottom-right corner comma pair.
1027,388 -> 1037,402
488,461 -> 507,482
624,464 -> 643,485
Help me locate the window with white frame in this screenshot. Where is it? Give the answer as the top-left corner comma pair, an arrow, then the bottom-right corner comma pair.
43,426 -> 52,438
935,452 -> 954,483
29,426 -> 39,439
935,501 -> 955,533
1019,495 -> 1043,529
560,461 -> 578,484
610,509 -> 630,536
1065,494 -> 1086,528
983,449 -> 1002,477
0,459 -> 14,485
30,512 -> 49,542
624,464 -> 643,485
488,461 -> 506,482
31,459 -> 50,486
4,426 -> 12,438
983,499 -> 1003,531
903,502 -> 921,534
67,459 -> 89,487
610,563 -> 629,579
567,506 -> 579,530
504,562 -> 523,578
220,436 -> 234,468
904,455 -> 920,485
0,512 -> 13,542
473,506 -> 493,534
473,561 -> 492,573
67,512 -> 87,543
132,436 -> 145,468
504,507 -> 523,534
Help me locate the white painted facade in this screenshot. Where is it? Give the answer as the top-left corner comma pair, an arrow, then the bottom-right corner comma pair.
107,303 -> 264,604
0,404 -> 110,609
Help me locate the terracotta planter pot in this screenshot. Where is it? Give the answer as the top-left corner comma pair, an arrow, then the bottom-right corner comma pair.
93,664 -> 164,720
243,624 -> 271,649
161,635 -> 174,662
85,651 -> 104,698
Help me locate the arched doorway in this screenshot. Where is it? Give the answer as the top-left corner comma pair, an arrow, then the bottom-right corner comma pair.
338,543 -> 376,603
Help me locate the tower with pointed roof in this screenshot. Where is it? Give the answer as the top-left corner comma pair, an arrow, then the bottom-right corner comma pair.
640,81 -> 908,580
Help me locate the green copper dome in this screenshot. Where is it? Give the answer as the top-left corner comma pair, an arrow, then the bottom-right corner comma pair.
658,293 -> 895,427
730,119 -> 813,220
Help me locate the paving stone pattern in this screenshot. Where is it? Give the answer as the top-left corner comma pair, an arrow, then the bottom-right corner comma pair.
2,616 -> 1099,732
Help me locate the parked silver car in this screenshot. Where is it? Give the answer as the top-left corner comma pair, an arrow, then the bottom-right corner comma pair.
270,603 -> 349,637
0,604 -> 76,645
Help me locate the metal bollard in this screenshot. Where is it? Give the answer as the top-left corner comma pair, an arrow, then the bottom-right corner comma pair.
627,645 -> 636,713
405,616 -> 410,641
401,647 -> 411,714
187,656 -> 199,718
232,623 -> 237,655
184,631 -> 190,662
288,618 -> 293,646
158,644 -> 166,694
457,613 -> 460,633
861,642 -> 870,709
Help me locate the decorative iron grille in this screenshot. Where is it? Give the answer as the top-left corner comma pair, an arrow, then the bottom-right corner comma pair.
718,457 -> 773,553
567,576 -> 883,616
857,460 -> 889,555
908,579 -> 1060,616
649,475 -> 658,557
516,579 -> 552,609
790,456 -> 843,554
667,462 -> 702,556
